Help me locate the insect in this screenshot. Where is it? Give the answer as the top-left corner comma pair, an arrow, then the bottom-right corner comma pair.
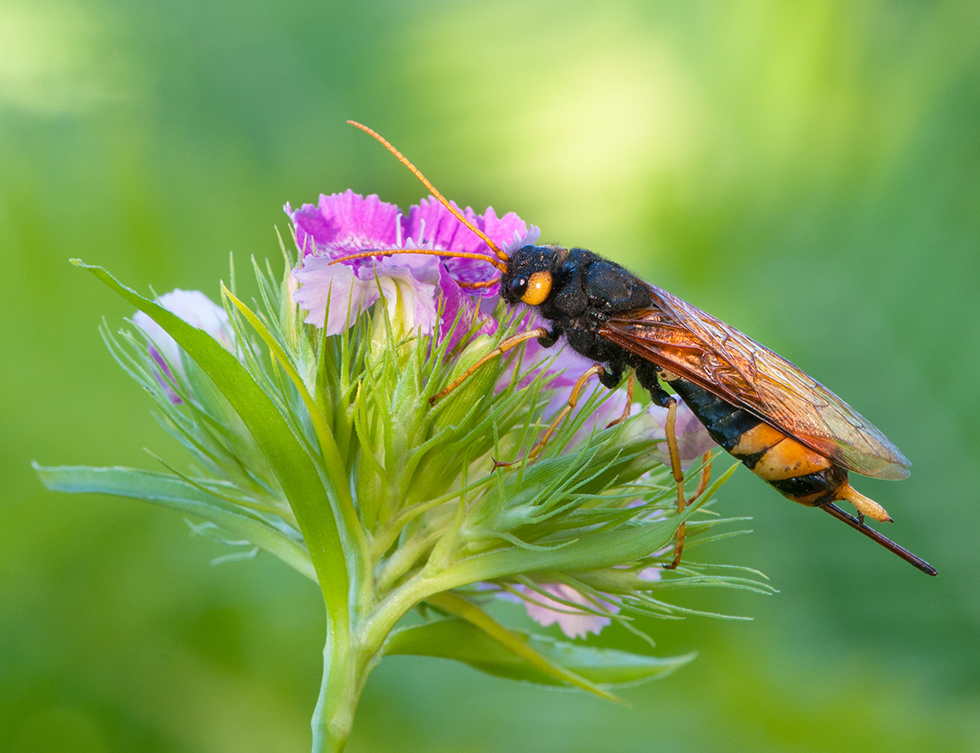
339,121 -> 937,577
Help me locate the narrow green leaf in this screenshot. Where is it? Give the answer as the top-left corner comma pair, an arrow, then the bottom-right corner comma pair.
424,592 -> 620,702
72,261 -> 351,616
221,285 -> 365,553
385,617 -> 693,689
35,464 -> 316,581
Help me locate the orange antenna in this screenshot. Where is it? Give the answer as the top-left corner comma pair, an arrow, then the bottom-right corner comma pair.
331,247 -> 508,273
348,121 -> 510,264
456,278 -> 501,290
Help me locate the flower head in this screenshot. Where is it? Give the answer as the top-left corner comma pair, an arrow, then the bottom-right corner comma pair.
288,191 -> 434,336
287,191 -> 537,345
48,164 -> 760,753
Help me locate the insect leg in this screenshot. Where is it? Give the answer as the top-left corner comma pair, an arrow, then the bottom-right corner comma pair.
430,327 -> 550,405
527,364 -> 606,460
689,451 -> 714,504
634,361 -> 672,407
663,396 -> 688,570
605,372 -> 635,428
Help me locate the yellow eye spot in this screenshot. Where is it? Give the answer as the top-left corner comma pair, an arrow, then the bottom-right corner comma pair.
521,271 -> 552,306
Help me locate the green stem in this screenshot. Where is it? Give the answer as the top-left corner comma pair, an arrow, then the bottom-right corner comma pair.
311,612 -> 363,753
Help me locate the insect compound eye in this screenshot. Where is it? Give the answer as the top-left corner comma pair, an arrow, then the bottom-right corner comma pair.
520,271 -> 553,306
510,275 -> 528,300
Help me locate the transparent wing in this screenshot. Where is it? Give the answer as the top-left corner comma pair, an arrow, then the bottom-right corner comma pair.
599,284 -> 910,480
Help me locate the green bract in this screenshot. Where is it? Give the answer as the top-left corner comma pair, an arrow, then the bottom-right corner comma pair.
37,245 -> 769,752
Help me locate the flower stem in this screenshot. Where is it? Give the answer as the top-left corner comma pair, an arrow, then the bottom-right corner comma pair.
311,613 -> 362,753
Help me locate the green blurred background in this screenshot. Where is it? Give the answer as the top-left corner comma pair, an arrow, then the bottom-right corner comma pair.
3,1 -> 979,750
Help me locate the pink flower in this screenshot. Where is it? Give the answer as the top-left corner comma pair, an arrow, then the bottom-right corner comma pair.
520,583 -> 619,639
286,191 -> 536,345
290,190 -> 402,259
513,569 -> 662,639
292,252 -> 447,336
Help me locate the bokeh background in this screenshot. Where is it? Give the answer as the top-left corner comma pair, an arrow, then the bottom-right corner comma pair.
3,1 -> 979,751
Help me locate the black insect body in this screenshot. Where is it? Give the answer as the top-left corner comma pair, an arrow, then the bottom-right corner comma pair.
342,121 -> 937,576
501,245 -> 659,389
503,245 -> 869,504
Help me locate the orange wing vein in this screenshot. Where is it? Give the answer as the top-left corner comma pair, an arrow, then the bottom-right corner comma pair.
599,283 -> 910,480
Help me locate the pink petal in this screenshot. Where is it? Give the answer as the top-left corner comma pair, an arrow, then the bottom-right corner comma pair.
522,583 -> 618,639
292,256 -> 380,333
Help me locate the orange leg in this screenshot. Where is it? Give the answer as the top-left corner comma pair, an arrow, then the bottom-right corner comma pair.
430,327 -> 549,405
663,429 -> 714,569
605,372 -> 635,428
495,364 -> 606,469
689,451 -> 713,504
663,397 -> 688,570
527,364 -> 606,460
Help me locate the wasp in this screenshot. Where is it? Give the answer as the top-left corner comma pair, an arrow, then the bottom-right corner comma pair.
338,121 -> 937,576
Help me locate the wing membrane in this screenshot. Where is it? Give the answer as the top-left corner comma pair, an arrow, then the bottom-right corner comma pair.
599,284 -> 910,480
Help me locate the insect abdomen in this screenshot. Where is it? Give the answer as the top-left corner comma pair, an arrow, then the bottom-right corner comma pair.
668,377 -> 847,507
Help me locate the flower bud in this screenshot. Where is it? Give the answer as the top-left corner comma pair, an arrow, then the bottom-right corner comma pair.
133,289 -> 236,404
